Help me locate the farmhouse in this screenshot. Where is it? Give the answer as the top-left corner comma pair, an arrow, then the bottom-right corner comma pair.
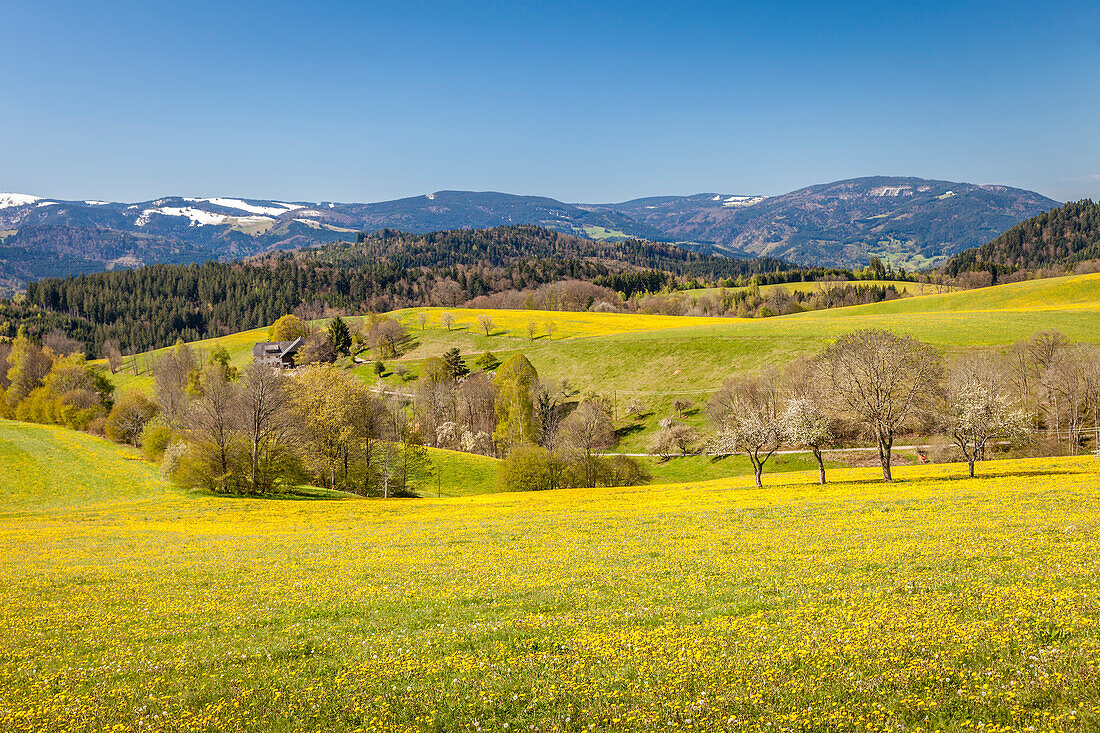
252,337 -> 303,368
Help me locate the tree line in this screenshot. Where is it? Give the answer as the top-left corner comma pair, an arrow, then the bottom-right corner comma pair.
688,328 -> 1100,487
12,226 -> 793,357
943,199 -> 1100,281
1,308 -> 650,497
3,311 -> 1098,495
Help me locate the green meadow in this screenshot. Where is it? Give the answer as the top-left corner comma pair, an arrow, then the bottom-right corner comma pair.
103,273 -> 1100,454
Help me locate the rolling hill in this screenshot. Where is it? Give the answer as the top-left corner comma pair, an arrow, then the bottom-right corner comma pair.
105,272 -> 1100,454
1,417 -> 1098,730
0,176 -> 1056,287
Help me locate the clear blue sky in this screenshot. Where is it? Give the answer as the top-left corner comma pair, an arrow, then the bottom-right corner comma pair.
3,0 -> 1098,203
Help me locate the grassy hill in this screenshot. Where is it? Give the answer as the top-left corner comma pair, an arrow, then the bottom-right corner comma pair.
681,278 -> 955,299
1,419 -> 1098,731
104,272 -> 1100,454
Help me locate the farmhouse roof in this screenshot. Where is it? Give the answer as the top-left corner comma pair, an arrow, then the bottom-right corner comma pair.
252,337 -> 303,358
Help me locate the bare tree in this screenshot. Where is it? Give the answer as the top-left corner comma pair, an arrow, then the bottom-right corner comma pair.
1044,344 -> 1093,454
1082,344 -> 1100,455
416,312 -> 429,330
477,314 -> 495,336
1028,329 -> 1070,436
440,312 -> 455,331
45,329 -> 83,357
367,318 -> 411,360
669,422 -> 697,454
649,428 -> 675,460
432,280 -> 464,307
707,371 -> 783,488
821,329 -> 943,481
533,383 -> 563,451
152,340 -> 200,426
101,338 -> 123,374
559,399 -> 615,488
239,363 -> 294,494
457,371 -> 498,454
943,355 -> 1030,477
185,365 -> 241,492
673,397 -> 691,419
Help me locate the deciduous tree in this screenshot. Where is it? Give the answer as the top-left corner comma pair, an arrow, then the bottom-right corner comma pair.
269,314 -> 309,342
944,355 -> 1030,477
559,399 -> 615,488
493,354 -> 539,453
708,371 -> 783,488
821,329 -> 943,481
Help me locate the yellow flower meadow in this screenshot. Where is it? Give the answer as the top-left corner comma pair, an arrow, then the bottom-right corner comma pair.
0,420 -> 1098,732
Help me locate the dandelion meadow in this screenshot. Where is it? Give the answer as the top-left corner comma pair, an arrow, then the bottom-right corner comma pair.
1,420 -> 1098,731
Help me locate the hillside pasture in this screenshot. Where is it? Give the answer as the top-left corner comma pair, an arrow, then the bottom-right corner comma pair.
681,278 -> 954,299
102,273 -> 1100,453
0,421 -> 1098,731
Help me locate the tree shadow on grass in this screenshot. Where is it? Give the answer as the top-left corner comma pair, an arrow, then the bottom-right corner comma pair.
196,485 -> 354,501
615,422 -> 646,440
801,467 -> 1093,491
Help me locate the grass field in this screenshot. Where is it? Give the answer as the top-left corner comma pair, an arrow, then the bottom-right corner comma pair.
1,420 -> 1098,732
423,445 -> 500,497
102,273 -> 1100,454
681,278 -> 955,299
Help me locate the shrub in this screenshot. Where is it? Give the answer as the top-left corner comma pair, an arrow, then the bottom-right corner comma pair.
141,420 -> 174,462
160,440 -> 189,479
602,454 -> 651,487
500,444 -> 562,492
105,391 -> 158,446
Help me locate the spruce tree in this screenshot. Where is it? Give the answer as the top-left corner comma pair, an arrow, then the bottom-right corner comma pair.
328,316 -> 352,356
442,347 -> 469,380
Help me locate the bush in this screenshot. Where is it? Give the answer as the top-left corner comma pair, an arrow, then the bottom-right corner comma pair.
141,420 -> 174,462
500,444 -> 562,492
602,455 -> 651,487
105,391 -> 158,446
160,440 -> 188,479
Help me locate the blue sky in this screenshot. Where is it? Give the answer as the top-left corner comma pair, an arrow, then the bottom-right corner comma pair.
3,0 -> 1098,203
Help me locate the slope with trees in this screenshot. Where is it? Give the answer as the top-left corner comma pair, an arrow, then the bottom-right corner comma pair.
12,225 -> 792,356
943,199 -> 1100,281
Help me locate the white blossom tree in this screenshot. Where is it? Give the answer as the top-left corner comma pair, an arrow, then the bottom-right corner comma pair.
707,372 -> 783,488
945,358 -> 1030,478
781,396 -> 833,484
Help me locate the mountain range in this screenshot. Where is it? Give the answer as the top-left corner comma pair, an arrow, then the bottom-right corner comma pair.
0,176 -> 1057,291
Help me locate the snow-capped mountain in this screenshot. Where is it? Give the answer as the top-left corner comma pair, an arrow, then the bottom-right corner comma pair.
0,177 -> 1058,292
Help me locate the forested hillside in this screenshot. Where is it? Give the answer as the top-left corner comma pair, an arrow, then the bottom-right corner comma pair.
944,199 -> 1100,280
13,226 -> 790,355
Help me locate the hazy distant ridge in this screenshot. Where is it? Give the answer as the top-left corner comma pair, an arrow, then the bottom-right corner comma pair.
0,176 -> 1057,289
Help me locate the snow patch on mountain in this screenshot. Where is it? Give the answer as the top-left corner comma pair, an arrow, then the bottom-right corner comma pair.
136,207 -> 231,227
85,200 -> 109,205
233,215 -> 276,226
722,195 -> 766,208
184,198 -> 301,216
0,194 -> 42,209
